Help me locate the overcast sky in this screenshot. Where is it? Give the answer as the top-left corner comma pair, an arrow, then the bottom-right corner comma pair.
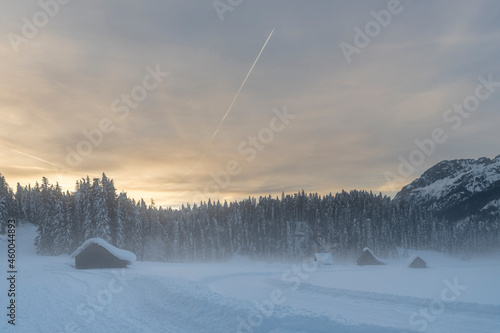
1,0 -> 500,207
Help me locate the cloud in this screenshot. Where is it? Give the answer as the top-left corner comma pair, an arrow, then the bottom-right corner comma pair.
1,0 -> 500,207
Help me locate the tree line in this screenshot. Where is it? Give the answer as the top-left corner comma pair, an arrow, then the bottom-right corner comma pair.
0,173 -> 499,261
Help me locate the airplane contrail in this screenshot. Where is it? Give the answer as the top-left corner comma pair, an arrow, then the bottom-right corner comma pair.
211,27 -> 275,140
10,148 -> 62,168
179,28 -> 276,178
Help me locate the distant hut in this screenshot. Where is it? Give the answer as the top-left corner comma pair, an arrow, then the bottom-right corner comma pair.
314,253 -> 334,265
70,238 -> 136,269
357,248 -> 385,266
408,255 -> 427,269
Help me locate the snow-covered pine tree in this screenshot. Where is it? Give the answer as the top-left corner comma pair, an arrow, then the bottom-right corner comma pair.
116,192 -> 129,249
88,178 -> 112,242
34,178 -> 53,254
0,173 -> 10,233
101,173 -> 118,244
51,184 -> 68,255
81,177 -> 94,241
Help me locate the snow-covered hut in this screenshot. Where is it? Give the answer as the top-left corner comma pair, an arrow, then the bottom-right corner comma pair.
356,247 -> 385,266
70,238 -> 136,269
408,255 -> 427,268
314,253 -> 334,265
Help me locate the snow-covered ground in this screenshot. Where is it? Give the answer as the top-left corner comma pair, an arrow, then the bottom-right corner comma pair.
1,223 -> 499,333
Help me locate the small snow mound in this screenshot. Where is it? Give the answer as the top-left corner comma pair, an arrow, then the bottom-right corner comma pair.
70,238 -> 136,263
314,253 -> 334,265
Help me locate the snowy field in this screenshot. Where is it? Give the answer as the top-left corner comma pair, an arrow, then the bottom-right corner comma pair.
1,223 -> 499,333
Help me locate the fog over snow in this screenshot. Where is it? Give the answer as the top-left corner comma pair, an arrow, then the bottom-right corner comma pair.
1,223 -> 499,333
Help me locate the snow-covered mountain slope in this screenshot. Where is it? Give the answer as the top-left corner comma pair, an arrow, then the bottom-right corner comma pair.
1,223 -> 500,333
394,155 -> 500,221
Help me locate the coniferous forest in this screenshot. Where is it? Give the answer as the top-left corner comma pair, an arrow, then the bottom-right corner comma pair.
0,172 -> 499,261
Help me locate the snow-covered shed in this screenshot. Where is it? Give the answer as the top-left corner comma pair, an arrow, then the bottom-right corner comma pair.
314,253 -> 334,265
356,247 -> 385,266
70,238 -> 136,269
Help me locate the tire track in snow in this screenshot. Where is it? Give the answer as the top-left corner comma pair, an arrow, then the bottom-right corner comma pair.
265,278 -> 500,333
106,274 -> 415,333
265,278 -> 500,315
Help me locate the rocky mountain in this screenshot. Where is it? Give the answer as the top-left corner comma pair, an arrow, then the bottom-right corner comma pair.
394,155 -> 500,221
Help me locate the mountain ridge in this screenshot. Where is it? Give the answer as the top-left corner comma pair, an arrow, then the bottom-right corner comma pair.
394,154 -> 500,221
